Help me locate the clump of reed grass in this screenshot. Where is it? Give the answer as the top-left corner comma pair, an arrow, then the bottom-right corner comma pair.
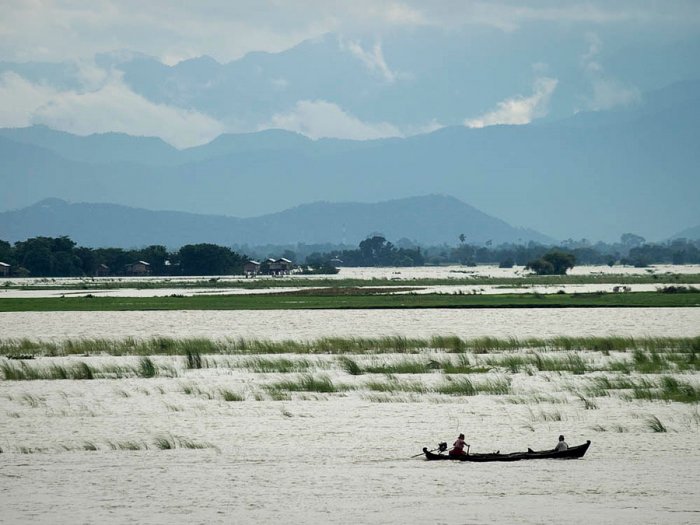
586,376 -> 638,396
153,434 -> 217,450
439,354 -> 490,374
435,376 -> 511,396
139,357 -> 156,378
576,393 -> 598,410
658,376 -> 699,403
338,356 -> 363,375
429,335 -> 467,353
265,374 -> 340,393
531,409 -> 563,422
364,377 -> 427,393
1,357 -> 175,380
581,374 -> 699,404
219,388 -> 244,402
242,357 -> 311,373
82,441 -> 98,451
267,390 -> 291,401
185,350 -> 203,369
504,394 -> 564,404
485,352 -> 590,374
363,358 -> 432,374
110,440 -> 147,451
646,415 -> 667,432
435,376 -> 478,396
18,393 -> 41,407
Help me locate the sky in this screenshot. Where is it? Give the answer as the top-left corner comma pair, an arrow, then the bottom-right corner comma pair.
1,1 -> 700,147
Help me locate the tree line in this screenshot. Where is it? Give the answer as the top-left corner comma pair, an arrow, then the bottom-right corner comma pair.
0,237 -> 246,277
0,234 -> 698,278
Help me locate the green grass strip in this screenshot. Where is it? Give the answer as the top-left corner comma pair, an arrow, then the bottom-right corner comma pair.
5,272 -> 700,291
0,290 -> 698,312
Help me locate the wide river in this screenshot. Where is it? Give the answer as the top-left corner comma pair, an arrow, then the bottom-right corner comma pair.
1,265 -> 698,524
1,307 -> 698,340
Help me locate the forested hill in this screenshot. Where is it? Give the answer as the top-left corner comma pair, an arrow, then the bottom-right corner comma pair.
0,196 -> 551,248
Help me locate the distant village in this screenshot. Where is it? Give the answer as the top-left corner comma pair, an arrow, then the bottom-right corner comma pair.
0,234 -> 698,278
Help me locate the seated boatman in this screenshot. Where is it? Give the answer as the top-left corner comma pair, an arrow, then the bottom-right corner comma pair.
554,435 -> 568,452
449,433 -> 469,456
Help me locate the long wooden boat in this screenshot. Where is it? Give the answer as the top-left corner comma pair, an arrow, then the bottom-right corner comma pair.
423,440 -> 591,462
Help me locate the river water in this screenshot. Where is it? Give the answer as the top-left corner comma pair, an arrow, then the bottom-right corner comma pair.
1,367 -> 698,524
1,265 -> 698,523
0,307 -> 698,341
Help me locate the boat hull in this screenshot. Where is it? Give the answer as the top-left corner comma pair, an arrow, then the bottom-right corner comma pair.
423,440 -> 591,462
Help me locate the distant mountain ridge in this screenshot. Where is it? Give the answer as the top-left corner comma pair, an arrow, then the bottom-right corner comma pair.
0,196 -> 552,248
0,80 -> 699,241
671,224 -> 700,241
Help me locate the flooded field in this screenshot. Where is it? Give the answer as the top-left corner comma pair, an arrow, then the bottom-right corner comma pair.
1,265 -> 698,524
0,307 -> 698,341
1,350 -> 699,524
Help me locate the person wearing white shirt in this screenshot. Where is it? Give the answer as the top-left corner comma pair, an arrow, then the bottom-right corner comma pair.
554,435 -> 568,452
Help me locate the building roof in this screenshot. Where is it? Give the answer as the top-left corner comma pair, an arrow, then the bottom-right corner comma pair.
246,260 -> 261,265
0,262 -> 10,267
277,258 -> 292,263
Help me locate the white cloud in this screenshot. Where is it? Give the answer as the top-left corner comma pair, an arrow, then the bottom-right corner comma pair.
263,100 -> 402,140
464,77 -> 558,128
0,70 -> 226,148
342,39 -> 397,82
5,2 -> 695,65
579,33 -> 640,111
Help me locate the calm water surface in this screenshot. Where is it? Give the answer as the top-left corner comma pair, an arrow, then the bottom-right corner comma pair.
0,307 -> 697,340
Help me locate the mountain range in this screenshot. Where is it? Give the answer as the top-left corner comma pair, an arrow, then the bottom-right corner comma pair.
0,196 -> 552,249
4,30 -> 700,133
2,79 -> 700,242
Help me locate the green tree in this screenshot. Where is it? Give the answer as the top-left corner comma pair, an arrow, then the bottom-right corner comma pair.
75,247 -> 98,276
621,233 -> 645,248
14,237 -> 54,276
137,245 -> 169,274
526,250 -> 576,275
179,244 -> 244,275
0,240 -> 12,264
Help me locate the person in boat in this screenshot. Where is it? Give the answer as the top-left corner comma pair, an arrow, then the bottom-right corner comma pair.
554,435 -> 568,452
449,433 -> 469,456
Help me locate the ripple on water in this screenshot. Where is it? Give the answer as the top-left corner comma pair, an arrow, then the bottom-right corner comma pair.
0,307 -> 697,340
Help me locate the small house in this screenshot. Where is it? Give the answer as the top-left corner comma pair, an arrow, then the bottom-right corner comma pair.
0,262 -> 9,277
243,260 -> 261,277
96,264 -> 110,277
268,258 -> 293,275
125,260 -> 151,276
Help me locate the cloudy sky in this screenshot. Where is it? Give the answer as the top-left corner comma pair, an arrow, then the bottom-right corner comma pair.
1,1 -> 699,147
